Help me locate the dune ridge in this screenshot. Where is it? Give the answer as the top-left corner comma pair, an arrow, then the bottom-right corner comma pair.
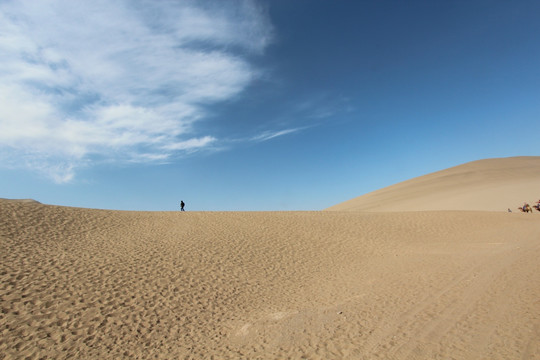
327,156 -> 540,212
0,199 -> 41,204
1,197 -> 540,359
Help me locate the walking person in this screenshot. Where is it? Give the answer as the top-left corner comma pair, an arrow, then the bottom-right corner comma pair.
180,200 -> 185,211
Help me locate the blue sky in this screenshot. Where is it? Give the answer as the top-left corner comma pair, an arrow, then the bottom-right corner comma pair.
1,0 -> 539,211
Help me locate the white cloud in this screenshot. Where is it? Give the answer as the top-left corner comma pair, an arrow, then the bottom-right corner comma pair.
164,136 -> 217,151
0,0 -> 272,182
250,128 -> 302,142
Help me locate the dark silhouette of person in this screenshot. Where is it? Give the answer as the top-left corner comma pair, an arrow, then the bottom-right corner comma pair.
180,200 -> 185,211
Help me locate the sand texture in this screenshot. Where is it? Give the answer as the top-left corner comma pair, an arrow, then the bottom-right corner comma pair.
2,157 -> 540,359
1,201 -> 540,359
327,156 -> 540,212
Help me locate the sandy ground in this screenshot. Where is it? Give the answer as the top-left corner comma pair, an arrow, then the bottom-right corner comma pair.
327,156 -> 540,212
1,199 -> 540,359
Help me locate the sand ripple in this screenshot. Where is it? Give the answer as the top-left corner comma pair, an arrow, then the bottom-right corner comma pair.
1,201 -> 540,358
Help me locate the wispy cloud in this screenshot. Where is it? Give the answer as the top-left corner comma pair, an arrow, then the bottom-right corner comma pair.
0,0 -> 272,182
250,128 -> 302,142
294,93 -> 354,120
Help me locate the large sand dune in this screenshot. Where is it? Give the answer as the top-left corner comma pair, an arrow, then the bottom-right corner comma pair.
327,156 -> 540,212
1,157 -> 540,359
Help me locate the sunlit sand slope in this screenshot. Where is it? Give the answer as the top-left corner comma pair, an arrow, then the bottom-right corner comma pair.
327,156 -> 540,212
1,200 -> 539,359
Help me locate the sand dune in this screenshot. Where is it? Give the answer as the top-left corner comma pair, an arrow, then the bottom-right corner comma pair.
1,197 -> 540,359
0,199 -> 41,204
2,157 -> 540,358
327,156 -> 540,212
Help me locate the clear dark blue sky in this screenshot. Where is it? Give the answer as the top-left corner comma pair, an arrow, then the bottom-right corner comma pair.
1,0 -> 539,210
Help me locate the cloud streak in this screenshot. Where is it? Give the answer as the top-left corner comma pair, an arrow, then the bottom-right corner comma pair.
0,0 -> 272,182
250,128 -> 302,142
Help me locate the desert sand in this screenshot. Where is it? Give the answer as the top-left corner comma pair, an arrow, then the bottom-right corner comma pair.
327,156 -> 540,212
1,157 -> 540,359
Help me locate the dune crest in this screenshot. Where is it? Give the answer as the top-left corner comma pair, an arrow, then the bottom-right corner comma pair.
327,156 -> 540,212
0,198 -> 41,204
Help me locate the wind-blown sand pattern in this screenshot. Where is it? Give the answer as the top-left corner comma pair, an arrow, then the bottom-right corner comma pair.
2,157 -> 540,359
